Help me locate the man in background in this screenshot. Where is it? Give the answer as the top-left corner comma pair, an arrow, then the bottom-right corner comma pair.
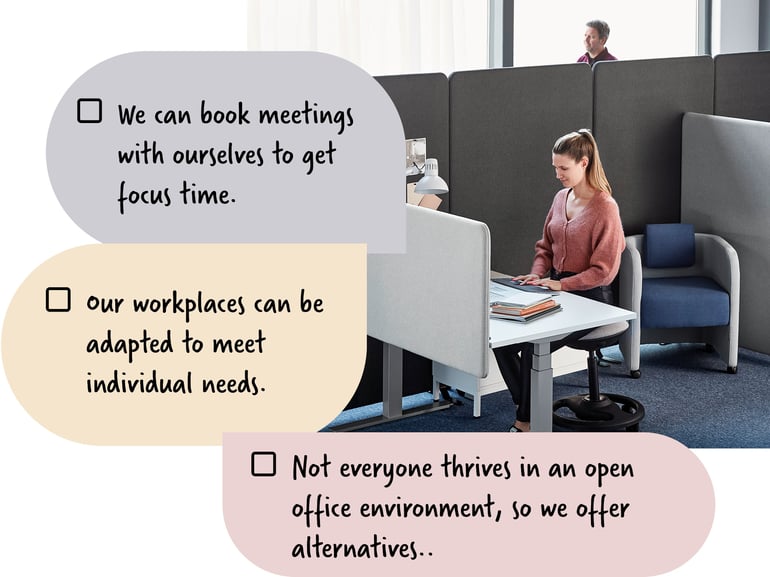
578,20 -> 617,65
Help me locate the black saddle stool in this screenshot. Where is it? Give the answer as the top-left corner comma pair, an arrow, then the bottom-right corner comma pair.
552,321 -> 645,432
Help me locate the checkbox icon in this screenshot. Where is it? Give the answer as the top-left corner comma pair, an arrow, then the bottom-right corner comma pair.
46,287 -> 71,312
251,451 -> 277,477
77,98 -> 103,123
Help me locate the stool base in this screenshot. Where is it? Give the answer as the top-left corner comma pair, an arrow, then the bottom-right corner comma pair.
553,393 -> 645,432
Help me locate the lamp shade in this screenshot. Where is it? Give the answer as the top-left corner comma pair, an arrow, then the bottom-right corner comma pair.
414,158 -> 448,194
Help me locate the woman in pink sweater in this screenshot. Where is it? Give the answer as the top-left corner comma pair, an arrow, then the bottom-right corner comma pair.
494,129 -> 625,432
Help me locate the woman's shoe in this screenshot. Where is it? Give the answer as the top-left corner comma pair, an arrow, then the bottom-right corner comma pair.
509,421 -> 530,432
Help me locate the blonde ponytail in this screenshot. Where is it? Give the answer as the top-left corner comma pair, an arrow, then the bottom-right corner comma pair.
552,129 -> 612,195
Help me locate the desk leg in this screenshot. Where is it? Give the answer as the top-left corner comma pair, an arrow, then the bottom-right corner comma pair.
530,341 -> 553,432
382,342 -> 403,419
329,343 -> 452,432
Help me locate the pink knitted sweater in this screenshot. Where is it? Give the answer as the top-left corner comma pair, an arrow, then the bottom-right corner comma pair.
530,188 -> 625,292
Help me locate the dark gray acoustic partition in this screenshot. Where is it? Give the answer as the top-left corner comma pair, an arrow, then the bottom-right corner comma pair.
449,64 -> 593,275
592,56 -> 714,235
681,113 -> 770,355
714,51 -> 770,122
347,73 -> 450,410
376,72 -> 450,211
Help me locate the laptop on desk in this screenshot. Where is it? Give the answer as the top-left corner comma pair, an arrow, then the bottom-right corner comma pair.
492,277 -> 558,294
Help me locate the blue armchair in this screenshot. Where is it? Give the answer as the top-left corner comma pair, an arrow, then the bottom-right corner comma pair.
618,223 -> 740,377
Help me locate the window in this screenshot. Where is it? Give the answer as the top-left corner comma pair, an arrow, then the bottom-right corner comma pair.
247,0 -> 489,76
512,0 -> 700,67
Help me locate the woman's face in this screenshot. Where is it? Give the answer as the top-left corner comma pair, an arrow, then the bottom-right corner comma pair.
552,153 -> 588,189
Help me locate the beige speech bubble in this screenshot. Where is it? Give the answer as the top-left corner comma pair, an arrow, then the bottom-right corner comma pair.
224,432 -> 715,577
2,244 -> 366,445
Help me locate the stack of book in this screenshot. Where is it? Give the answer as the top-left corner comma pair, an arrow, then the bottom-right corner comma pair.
489,296 -> 561,322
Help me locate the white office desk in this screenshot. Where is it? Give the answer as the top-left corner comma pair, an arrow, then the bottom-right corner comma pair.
433,289 -> 635,432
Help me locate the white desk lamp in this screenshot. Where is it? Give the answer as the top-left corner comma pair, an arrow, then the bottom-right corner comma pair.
414,158 -> 449,194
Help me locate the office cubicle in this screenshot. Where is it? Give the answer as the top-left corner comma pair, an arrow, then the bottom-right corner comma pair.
347,51 -> 770,411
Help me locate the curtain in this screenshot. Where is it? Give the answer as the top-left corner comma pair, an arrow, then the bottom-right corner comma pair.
247,0 -> 488,75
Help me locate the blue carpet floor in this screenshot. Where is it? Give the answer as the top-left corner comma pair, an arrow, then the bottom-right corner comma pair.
324,344 -> 770,448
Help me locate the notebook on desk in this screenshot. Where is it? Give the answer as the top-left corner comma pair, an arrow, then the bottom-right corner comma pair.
490,303 -> 562,322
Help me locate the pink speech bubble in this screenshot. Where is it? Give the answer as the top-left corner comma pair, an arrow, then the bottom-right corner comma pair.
223,432 -> 714,577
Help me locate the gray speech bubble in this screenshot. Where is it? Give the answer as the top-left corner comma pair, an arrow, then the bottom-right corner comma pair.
46,52 -> 405,252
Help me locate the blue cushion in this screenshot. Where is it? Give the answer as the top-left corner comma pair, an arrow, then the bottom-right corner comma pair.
644,223 -> 695,268
641,277 -> 729,328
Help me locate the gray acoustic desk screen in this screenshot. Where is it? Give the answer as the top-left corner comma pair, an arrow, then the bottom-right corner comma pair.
367,204 -> 490,378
